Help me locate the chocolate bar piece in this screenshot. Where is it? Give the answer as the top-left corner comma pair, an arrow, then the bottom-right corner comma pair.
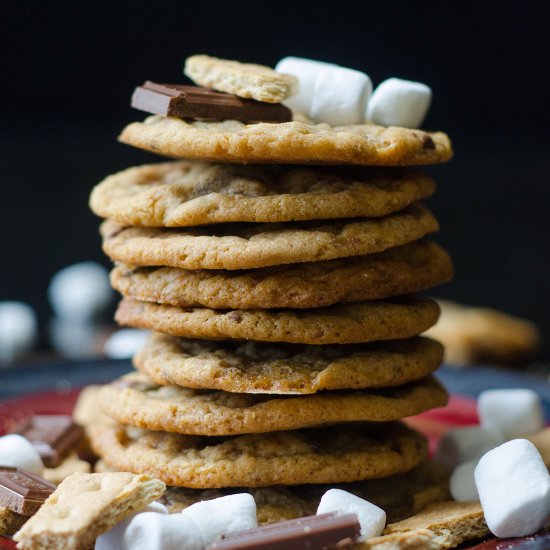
0,467 -> 55,516
208,512 -> 360,549
15,416 -> 84,468
131,82 -> 292,123
468,527 -> 550,549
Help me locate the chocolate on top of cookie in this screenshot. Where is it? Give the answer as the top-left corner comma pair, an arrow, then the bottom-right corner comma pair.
131,82 -> 292,123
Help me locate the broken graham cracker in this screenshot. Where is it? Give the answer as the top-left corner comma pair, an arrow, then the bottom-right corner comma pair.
13,472 -> 165,550
42,452 -> 91,485
0,506 -> 27,537
184,54 -> 297,103
353,501 -> 488,549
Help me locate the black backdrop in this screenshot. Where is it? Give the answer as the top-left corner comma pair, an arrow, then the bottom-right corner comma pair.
1,1 -> 549,356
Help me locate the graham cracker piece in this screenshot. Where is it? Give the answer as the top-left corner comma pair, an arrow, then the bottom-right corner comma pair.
355,501 -> 488,549
184,54 -> 297,103
0,506 -> 27,537
13,472 -> 165,550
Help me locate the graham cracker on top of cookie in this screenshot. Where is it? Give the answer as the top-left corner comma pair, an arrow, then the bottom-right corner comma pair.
184,54 -> 297,103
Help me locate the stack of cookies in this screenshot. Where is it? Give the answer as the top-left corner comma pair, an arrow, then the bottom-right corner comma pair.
87,55 -> 454,519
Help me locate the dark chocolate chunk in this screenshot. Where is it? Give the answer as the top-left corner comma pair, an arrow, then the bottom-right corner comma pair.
131,82 -> 292,123
15,416 -> 84,468
208,512 -> 360,549
0,467 -> 56,516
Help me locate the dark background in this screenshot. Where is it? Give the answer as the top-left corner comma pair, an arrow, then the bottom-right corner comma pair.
1,1 -> 549,357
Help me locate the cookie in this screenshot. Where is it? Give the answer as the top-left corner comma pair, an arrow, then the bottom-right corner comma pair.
358,501 -> 489,550
89,420 -> 427,488
72,385 -> 103,427
118,115 -> 453,166
13,472 -> 165,550
90,161 -> 436,226
98,372 -> 448,435
184,54 -> 297,103
159,461 -> 450,524
112,240 -> 452,310
101,202 -> 438,270
115,296 -> 440,344
425,299 -> 541,366
134,334 -> 443,394
0,506 -> 26,536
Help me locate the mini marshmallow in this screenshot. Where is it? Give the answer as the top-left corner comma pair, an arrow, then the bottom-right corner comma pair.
48,262 -> 113,322
0,434 -> 43,475
0,301 -> 38,363
449,459 -> 479,502
435,426 -> 502,469
367,78 -> 432,128
104,329 -> 149,359
275,57 -> 372,126
475,439 -> 550,538
95,502 -> 168,550
49,318 -> 102,360
101,511 -> 202,550
96,494 -> 257,550
317,489 -> 385,540
182,493 -> 258,546
478,389 -> 544,439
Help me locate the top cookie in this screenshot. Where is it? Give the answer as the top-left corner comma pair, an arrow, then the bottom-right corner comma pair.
119,116 -> 452,166
184,54 -> 297,103
89,161 -> 435,227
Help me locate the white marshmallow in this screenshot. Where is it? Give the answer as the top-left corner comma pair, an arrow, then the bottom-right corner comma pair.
48,262 -> 113,322
0,434 -> 43,475
101,510 -> 202,550
95,502 -> 168,550
0,301 -> 38,363
182,493 -> 258,546
475,439 -> 550,538
449,459 -> 479,502
317,489 -> 385,540
276,57 -> 372,126
96,494 -> 257,550
276,57 -> 331,115
478,389 -> 544,439
367,78 -> 432,128
49,318 -> 101,360
104,329 -> 149,359
435,426 -> 502,469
